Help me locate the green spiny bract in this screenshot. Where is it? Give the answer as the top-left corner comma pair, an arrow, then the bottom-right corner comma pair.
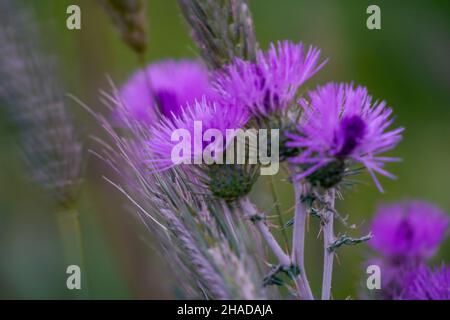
208,164 -> 257,201
305,159 -> 346,189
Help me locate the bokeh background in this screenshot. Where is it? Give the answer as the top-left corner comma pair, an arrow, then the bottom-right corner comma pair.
0,0 -> 449,299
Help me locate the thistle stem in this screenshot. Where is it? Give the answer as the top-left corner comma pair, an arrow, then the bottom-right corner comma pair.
253,216 -> 292,267
292,180 -> 314,300
269,175 -> 290,253
321,189 -> 336,300
239,198 -> 291,268
56,207 -> 85,276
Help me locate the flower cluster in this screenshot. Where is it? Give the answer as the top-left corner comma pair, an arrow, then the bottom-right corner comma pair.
112,33 -> 409,299
121,40 -> 404,195
102,0 -> 449,299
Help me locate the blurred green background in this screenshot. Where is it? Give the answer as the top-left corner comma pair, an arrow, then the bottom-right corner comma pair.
0,0 -> 449,299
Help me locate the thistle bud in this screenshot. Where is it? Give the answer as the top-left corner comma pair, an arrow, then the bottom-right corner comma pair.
208,165 -> 257,202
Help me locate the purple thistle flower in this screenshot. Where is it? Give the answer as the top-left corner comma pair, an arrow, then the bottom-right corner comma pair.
397,265 -> 450,300
214,40 -> 326,118
147,98 -> 249,171
119,60 -> 215,123
369,201 -> 449,261
287,83 -> 403,191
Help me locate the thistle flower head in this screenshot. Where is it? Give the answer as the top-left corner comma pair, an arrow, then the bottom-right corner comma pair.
118,60 -> 215,123
147,97 -> 249,171
214,40 -> 326,119
287,83 -> 403,191
369,201 -> 449,261
397,265 -> 450,300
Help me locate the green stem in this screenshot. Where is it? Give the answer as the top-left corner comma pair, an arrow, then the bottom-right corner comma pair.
56,208 -> 85,281
292,180 -> 314,300
269,175 -> 290,253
